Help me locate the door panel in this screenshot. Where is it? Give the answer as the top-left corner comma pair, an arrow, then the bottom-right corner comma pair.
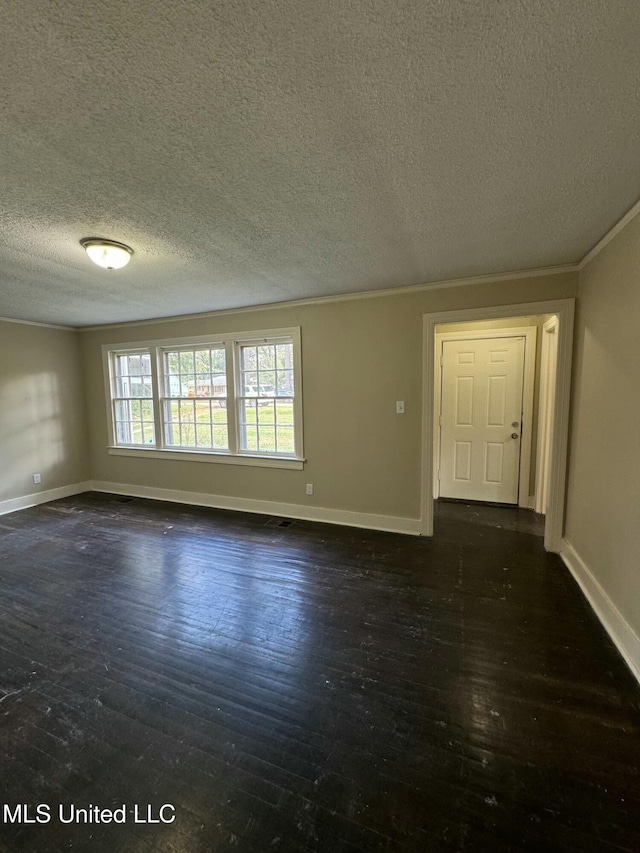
454,441 -> 472,480
487,375 -> 507,425
456,376 -> 474,424
485,442 -> 504,483
439,336 -> 525,503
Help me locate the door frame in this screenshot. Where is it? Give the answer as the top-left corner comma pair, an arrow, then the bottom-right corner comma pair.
421,299 -> 575,553
534,316 -> 559,514
433,326 -> 537,509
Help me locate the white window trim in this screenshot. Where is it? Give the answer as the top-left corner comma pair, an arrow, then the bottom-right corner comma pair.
102,327 -> 304,470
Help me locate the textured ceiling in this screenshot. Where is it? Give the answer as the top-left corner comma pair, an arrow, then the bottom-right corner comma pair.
2,0 -> 640,327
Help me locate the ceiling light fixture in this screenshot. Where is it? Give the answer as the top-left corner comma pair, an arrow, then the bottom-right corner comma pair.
80,238 -> 133,270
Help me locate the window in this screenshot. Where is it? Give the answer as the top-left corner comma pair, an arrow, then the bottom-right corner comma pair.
237,339 -> 295,455
104,328 -> 303,469
110,351 -> 156,446
161,346 -> 228,451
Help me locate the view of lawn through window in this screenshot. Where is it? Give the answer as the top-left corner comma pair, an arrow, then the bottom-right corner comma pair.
162,347 -> 228,450
238,342 -> 294,454
108,332 -> 301,459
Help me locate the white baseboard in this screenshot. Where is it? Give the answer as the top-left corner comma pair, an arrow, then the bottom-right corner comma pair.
561,539 -> 640,685
90,480 -> 422,536
0,481 -> 93,517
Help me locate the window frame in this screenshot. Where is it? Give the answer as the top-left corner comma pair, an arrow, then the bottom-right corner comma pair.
102,327 -> 304,470
107,347 -> 158,448
159,343 -> 230,453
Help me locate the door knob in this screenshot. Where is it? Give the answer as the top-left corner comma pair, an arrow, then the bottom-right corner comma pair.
511,433 -> 519,439
512,421 -> 519,428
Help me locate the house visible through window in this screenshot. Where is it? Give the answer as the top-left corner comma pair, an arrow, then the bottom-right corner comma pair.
104,328 -> 303,468
161,346 -> 228,450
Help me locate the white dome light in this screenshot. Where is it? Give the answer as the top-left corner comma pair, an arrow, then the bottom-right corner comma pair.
80,238 -> 133,270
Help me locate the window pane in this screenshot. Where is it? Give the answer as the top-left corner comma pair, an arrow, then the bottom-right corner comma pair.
166,373 -> 186,397
195,350 -> 211,374
128,378 -> 151,398
276,343 -> 293,368
241,401 -> 257,424
213,424 -> 228,449
180,400 -> 194,421
257,425 -> 275,452
180,423 -> 195,446
260,371 -> 276,390
196,423 -> 212,447
212,375 -> 227,404
276,427 -> 294,453
276,370 -> 294,395
243,373 -> 258,394
141,423 -> 155,445
212,350 -> 226,372
258,400 -> 275,423
241,346 -> 257,371
194,400 -> 211,420
257,345 -> 275,370
114,400 -> 129,422
276,399 -> 294,425
165,418 -> 179,445
242,424 -> 258,451
180,351 -> 195,374
164,351 -> 190,397
115,420 -> 131,444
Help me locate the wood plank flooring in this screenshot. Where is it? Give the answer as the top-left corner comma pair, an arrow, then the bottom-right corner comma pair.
0,493 -> 638,852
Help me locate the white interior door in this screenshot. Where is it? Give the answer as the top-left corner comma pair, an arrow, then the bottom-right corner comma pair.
439,336 -> 525,503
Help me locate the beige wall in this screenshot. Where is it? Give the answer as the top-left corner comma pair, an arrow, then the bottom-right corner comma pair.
80,271 -> 577,522
0,320 -> 89,504
565,215 -> 640,634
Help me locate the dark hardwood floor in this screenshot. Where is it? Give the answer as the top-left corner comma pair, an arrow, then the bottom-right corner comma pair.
0,493 -> 638,852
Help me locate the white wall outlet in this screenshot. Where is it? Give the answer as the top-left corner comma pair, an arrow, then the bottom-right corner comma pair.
306,483 -> 314,495
33,473 -> 41,484
396,401 -> 405,414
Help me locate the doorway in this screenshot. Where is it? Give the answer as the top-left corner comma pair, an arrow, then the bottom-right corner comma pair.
421,299 -> 575,553
434,327 -> 536,505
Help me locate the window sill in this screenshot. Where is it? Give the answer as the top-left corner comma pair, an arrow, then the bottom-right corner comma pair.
107,446 -> 305,470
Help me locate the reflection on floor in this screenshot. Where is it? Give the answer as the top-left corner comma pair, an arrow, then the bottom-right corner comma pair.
0,492 -> 638,852
436,497 -> 545,536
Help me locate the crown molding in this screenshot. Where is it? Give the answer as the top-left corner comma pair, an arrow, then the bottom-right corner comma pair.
78,263 -> 578,332
0,315 -> 75,331
579,197 -> 640,271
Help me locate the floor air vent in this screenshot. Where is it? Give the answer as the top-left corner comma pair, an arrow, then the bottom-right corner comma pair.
265,517 -> 294,528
